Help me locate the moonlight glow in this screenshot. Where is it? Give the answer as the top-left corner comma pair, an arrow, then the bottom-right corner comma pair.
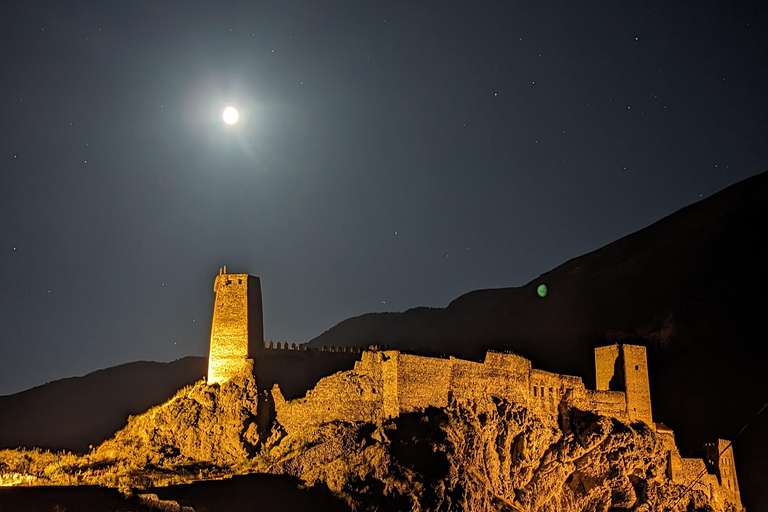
222,106 -> 240,125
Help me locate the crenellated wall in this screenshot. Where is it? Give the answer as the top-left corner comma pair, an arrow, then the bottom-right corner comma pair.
273,347 -> 645,433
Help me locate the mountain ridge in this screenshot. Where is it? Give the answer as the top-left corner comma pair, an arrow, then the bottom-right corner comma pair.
0,356 -> 207,453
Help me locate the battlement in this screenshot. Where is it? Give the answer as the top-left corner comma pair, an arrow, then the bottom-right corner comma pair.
262,341 -> 365,353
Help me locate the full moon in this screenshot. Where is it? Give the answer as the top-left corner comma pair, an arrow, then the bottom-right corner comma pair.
222,106 -> 240,125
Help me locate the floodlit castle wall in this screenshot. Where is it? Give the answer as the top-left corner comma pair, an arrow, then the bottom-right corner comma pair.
529,369 -> 570,419
654,424 -> 680,480
575,390 -> 629,421
272,364 -> 384,434
448,358 -> 491,406
483,352 -> 531,403
396,353 -> 452,413
449,352 -> 531,407
593,343 -> 652,425
380,351 -> 399,418
704,439 -> 741,503
594,344 -> 621,391
678,458 -> 713,499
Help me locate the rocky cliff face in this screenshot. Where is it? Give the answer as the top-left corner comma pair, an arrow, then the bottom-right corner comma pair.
3,373 -> 740,512
95,374 -> 260,469
268,393 -> 725,512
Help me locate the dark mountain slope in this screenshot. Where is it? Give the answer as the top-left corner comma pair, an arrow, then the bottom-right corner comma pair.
308,170 -> 768,511
0,356 -> 207,453
309,171 -> 767,374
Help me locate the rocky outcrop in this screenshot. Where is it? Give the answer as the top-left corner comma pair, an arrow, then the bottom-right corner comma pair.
267,393 -> 727,512
0,373 -> 744,511
95,373 -> 260,469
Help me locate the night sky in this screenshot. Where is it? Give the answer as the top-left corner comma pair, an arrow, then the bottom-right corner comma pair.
1,1 -> 766,396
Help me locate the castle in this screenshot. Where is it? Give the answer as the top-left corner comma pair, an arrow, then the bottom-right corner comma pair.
206,269 -> 742,509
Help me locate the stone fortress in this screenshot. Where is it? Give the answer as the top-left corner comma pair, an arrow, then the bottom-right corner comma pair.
207,269 -> 742,509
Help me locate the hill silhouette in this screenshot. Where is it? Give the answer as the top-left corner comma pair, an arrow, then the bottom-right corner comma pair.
308,170 -> 768,511
0,356 -> 206,453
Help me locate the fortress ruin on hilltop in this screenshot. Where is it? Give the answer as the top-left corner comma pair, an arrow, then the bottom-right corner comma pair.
206,268 -> 742,509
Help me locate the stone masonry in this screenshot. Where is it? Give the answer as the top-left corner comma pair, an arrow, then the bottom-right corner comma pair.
206,268 -> 263,385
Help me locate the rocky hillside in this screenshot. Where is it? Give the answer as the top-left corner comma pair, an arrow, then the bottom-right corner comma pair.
0,373 -> 743,512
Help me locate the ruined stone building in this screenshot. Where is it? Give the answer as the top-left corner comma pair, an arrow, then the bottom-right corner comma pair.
207,269 -> 742,509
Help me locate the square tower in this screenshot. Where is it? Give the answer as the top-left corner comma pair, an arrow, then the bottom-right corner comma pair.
594,344 -> 653,425
207,269 -> 264,385
704,439 -> 741,502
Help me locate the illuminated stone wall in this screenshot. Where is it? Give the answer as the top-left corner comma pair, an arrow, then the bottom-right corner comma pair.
594,344 -> 621,392
396,353 -> 452,413
207,271 -> 263,385
676,458 -> 721,499
266,345 -> 740,508
621,344 -> 653,425
704,439 -> 741,502
594,344 -> 653,426
274,347 -> 642,433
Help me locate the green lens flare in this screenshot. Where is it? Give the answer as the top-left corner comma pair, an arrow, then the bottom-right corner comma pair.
537,284 -> 548,298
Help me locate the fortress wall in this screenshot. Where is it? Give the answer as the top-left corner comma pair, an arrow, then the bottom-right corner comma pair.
594,345 -> 620,391
448,358 -> 490,405
530,369 -> 568,417
668,449 -> 684,482
483,352 -> 531,402
447,356 -> 530,411
381,352 -> 399,418
485,367 -> 529,404
273,367 -> 384,434
654,426 -> 686,482
570,390 -> 629,422
678,458 -> 712,499
484,351 -> 532,374
353,350 -> 385,374
395,353 -> 452,413
664,435 -> 739,510
710,481 -> 742,510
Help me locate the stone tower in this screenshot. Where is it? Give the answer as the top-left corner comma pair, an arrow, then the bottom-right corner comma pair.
594,344 -> 653,425
207,268 -> 264,385
705,439 -> 741,500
